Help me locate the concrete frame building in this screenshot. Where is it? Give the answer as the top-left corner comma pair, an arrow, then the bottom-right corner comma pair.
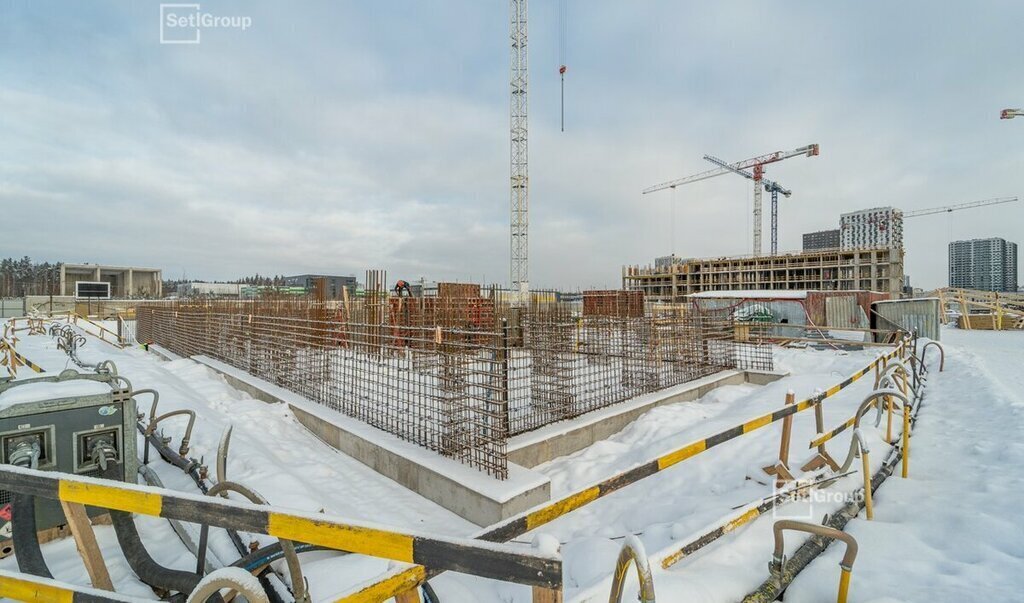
840,207 -> 903,250
623,247 -> 904,302
949,238 -> 1018,292
803,229 -> 841,251
59,263 -> 162,298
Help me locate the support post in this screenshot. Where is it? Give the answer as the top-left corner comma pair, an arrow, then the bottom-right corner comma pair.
532,586 -> 563,603
764,390 -> 796,485
59,501 -> 114,591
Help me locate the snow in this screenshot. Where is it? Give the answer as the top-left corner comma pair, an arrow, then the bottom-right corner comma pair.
5,319 -> 1024,603
783,327 -> 1024,602
0,379 -> 111,408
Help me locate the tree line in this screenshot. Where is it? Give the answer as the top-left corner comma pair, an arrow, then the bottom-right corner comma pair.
0,257 -> 62,297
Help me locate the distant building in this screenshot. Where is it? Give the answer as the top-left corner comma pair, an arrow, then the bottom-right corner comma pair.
803,229 -> 841,251
59,263 -> 162,298
949,238 -> 1018,292
176,282 -> 241,297
283,274 -> 357,299
840,207 -> 903,250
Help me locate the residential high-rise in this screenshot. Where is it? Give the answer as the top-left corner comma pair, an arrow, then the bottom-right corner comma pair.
840,207 -> 904,250
949,238 -> 1018,292
803,229 -> 841,251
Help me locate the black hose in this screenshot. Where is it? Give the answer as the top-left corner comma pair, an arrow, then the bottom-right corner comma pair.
136,422 -> 285,603
11,492 -> 52,579
230,542 -> 325,573
101,460 -> 223,601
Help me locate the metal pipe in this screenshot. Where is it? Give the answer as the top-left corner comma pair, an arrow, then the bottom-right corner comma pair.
217,425 -> 233,485
205,481 -> 308,603
608,535 -> 655,603
146,409 -> 197,456
921,341 -> 945,372
771,520 -> 858,603
185,567 -> 270,603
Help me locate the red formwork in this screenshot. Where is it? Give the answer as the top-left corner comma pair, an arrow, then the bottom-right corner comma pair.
582,290 -> 644,318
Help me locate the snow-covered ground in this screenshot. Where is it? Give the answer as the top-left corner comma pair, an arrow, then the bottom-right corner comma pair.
784,327 -> 1024,602
3,322 -> 1022,602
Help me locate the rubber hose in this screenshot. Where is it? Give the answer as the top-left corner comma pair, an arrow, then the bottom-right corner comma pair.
230,542 -> 325,573
11,492 -> 53,579
136,423 -> 285,603
102,461 -> 223,601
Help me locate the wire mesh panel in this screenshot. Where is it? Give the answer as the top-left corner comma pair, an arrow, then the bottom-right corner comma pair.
137,294 -> 772,479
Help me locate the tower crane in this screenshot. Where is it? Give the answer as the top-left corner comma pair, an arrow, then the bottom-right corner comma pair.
643,144 -> 819,256
903,196 -> 1018,218
510,0 -> 529,303
704,154 -> 792,255
1000,108 -> 1023,119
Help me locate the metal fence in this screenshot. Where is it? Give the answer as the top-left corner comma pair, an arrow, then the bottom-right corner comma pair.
137,297 -> 771,479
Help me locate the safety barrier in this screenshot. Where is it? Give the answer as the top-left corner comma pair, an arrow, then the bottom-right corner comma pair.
742,329 -> 933,602
346,336 -> 911,601
0,337 -> 46,377
0,465 -> 562,594
0,569 -> 146,603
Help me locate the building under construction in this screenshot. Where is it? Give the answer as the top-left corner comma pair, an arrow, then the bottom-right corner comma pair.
623,246 -> 905,302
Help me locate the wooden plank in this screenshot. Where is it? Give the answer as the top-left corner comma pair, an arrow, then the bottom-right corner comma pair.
532,586 -> 563,603
59,501 -> 114,591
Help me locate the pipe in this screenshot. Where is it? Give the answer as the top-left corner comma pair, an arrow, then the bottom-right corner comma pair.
146,409 -> 197,457
10,443 -> 51,578
770,520 -> 858,603
608,535 -> 655,603
203,481 -> 308,603
101,458 -> 218,599
921,341 -> 945,372
217,425 -> 233,485
12,492 -> 52,579
185,567 -> 270,603
836,389 -> 908,474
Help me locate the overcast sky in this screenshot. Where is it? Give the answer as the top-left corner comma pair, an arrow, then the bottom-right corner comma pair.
1,1 -> 1021,289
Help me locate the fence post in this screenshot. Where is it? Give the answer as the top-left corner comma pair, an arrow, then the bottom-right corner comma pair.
764,390 -> 796,486
801,390 -> 840,472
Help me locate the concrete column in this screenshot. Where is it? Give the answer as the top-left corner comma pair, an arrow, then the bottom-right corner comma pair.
127,269 -> 134,298
59,265 -> 67,296
94,266 -> 101,281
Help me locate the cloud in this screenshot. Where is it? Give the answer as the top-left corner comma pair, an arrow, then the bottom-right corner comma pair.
1,1 -> 1021,290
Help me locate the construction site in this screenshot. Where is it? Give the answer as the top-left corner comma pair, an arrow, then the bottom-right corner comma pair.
1,3 -> 1023,603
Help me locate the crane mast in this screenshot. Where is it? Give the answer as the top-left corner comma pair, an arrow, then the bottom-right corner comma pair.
704,155 -> 792,255
510,0 -> 529,303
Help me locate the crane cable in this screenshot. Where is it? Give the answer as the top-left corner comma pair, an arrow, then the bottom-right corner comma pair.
559,0 -> 567,132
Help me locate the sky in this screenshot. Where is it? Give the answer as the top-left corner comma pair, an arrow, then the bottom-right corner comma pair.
1,1 -> 1021,290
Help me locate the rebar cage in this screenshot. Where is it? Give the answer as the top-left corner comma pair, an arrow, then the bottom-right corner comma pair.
137,292 -> 771,479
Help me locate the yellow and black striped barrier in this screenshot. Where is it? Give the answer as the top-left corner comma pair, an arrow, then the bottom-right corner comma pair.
0,569 -> 145,603
0,465 -> 562,590
809,415 -> 858,449
0,339 -> 46,375
341,342 -> 908,600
